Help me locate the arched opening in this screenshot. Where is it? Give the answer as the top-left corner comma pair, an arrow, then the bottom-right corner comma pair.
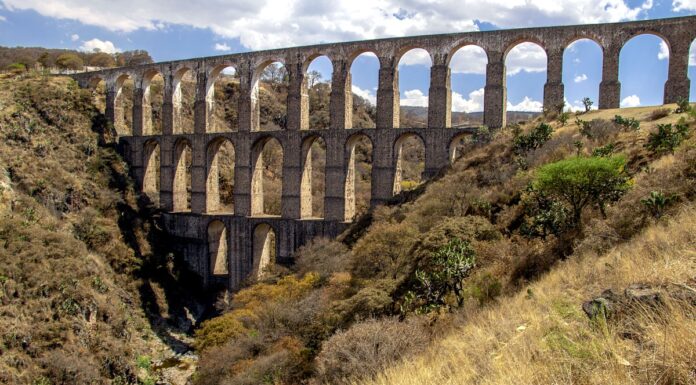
206,138 -> 235,213
142,70 -> 164,135
88,77 -> 106,115
398,48 -> 431,128
449,45 -> 487,126
255,61 -> 288,131
505,42 -> 547,115
251,137 -> 283,216
252,223 -> 276,279
207,65 -> 238,132
305,55 -> 333,130
114,74 -> 134,135
393,133 -> 425,195
563,39 -> 602,112
690,39 -> 696,102
173,139 -> 192,212
208,220 -> 228,276
173,67 -> 196,134
349,52 -> 379,128
619,34 -> 669,108
344,134 -> 373,221
300,135 -> 326,219
142,140 -> 160,205
449,133 -> 474,163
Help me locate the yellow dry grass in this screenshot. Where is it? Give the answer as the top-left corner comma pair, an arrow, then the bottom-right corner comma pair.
357,203 -> 696,385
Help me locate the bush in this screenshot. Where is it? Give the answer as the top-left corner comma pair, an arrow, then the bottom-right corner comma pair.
532,156 -> 630,227
513,122 -> 553,155
645,122 -> 690,154
613,115 -> 640,131
641,191 -> 677,219
315,317 -> 431,384
582,97 -> 593,112
579,119 -> 620,141
675,97 -> 692,114
559,112 -> 570,126
591,143 -> 616,157
468,272 -> 502,306
293,238 -> 351,278
648,108 -> 670,121
401,238 -> 476,314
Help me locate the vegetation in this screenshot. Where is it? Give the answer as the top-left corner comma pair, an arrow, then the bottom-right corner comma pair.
581,97 -> 593,112
645,121 -> 690,154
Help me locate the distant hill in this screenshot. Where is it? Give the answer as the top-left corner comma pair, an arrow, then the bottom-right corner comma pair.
399,105 -> 541,127
0,46 -> 153,71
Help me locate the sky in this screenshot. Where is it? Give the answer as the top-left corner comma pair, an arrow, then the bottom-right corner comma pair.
0,0 -> 695,111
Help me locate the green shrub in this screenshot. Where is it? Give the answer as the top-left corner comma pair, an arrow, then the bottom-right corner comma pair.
513,122 -> 553,155
645,122 -> 690,154
468,273 -> 502,306
582,97 -> 593,112
532,156 -> 630,227
591,143 -> 616,157
641,191 -> 677,219
613,115 -> 640,131
559,112 -> 570,126
675,97 -> 692,114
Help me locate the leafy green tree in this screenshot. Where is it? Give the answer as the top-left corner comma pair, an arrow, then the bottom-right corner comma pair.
88,52 -> 116,68
533,156 -> 630,226
402,238 -> 476,314
55,53 -> 84,71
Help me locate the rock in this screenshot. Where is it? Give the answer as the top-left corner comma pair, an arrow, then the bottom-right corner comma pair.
582,296 -> 613,320
624,284 -> 663,307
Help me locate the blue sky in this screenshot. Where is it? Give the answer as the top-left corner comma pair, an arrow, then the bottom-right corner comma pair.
1,0 -> 694,111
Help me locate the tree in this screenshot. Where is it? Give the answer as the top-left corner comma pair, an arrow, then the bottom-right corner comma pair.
55,53 -> 84,71
261,63 -> 288,89
307,70 -> 322,88
88,52 -> 116,68
582,97 -> 593,112
38,52 -> 53,69
115,50 -> 153,66
533,155 -> 630,226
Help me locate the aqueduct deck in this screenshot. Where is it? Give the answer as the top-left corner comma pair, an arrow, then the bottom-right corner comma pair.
72,16 -> 696,289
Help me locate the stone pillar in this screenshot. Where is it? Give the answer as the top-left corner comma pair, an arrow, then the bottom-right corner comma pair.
233,138 -> 251,216
286,63 -> 308,131
428,62 -> 451,129
162,73 -> 174,135
132,87 -> 144,136
664,38 -> 691,104
237,62 -> 255,132
160,136 -> 174,211
282,135 -> 302,219
324,134 -> 345,221
190,137 -> 206,213
376,56 -> 399,129
370,131 -> 395,207
194,69 -> 208,134
330,59 -> 352,130
423,132 -> 449,179
543,47 -> 564,113
599,45 -> 620,109
142,85 -> 153,135
105,87 -> 117,129
484,54 -> 506,128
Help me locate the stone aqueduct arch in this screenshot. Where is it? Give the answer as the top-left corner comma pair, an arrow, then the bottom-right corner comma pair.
74,16 -> 696,289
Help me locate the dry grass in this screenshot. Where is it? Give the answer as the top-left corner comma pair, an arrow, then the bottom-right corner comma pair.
357,204 -> 696,385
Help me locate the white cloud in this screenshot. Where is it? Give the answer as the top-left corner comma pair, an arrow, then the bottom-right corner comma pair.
398,48 -> 431,66
507,97 -> 543,112
452,88 -> 485,112
658,41 -> 669,60
0,0 -> 654,51
79,38 -> 120,53
214,42 -> 231,51
574,73 -> 588,83
70,33 -> 79,41
673,0 -> 696,11
506,42 -> 547,75
620,94 -> 641,107
0,15 -> 5,22
450,45 -> 488,74
401,89 -> 428,107
352,84 -> 376,105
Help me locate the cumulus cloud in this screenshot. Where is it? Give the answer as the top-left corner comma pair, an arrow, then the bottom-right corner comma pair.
507,97 -> 543,112
450,45 -> 488,74
352,84 -> 376,105
214,42 -> 231,51
452,88 -> 484,112
574,74 -> 588,83
401,89 -> 429,107
658,41 -> 669,60
506,42 -> 547,75
71,33 -> 79,41
672,0 -> 696,11
79,38 -> 120,53
398,49 -> 431,66
0,0 -> 654,51
620,94 -> 641,107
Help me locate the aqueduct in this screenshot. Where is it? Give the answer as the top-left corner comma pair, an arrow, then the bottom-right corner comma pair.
72,16 -> 696,289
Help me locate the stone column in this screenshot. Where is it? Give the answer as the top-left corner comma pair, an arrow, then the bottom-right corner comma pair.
142,85 -> 153,136
237,62 -> 255,132
194,69 -> 208,134
324,134 -> 345,221
664,37 -> 691,104
162,72 -> 174,135
132,87 -> 144,136
330,59 -> 352,130
160,136 -> 174,211
233,138 -> 251,216
370,131 -> 395,207
543,47 -> 564,114
423,131 -> 449,179
286,63 -> 308,131
428,60 -> 451,129
105,87 -> 117,129
484,53 -> 506,128
599,45 -> 620,109
376,56 -> 400,129
282,135 -> 302,218
190,136 -> 206,213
